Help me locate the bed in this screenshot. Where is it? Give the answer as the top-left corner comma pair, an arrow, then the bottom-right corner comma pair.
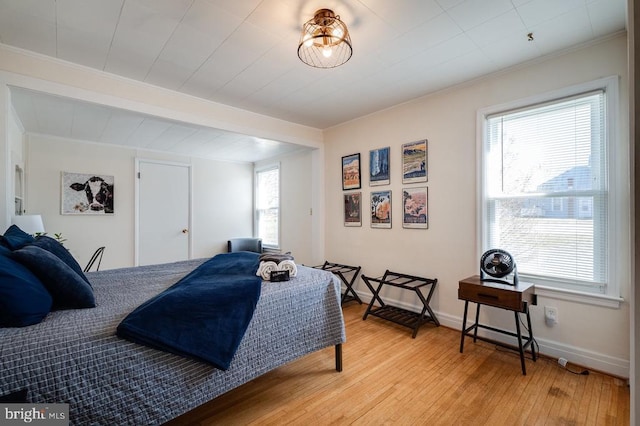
0,255 -> 346,425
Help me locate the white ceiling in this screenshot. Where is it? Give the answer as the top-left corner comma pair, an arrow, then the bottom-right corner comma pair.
9,86 -> 307,163
0,0 -> 627,162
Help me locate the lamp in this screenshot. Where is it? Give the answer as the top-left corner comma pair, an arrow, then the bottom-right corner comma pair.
11,214 -> 45,235
298,8 -> 352,68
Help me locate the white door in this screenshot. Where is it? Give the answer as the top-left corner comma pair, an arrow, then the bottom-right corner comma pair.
136,160 -> 191,266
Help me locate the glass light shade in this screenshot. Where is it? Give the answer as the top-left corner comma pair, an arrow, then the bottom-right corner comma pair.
11,214 -> 45,235
298,9 -> 352,68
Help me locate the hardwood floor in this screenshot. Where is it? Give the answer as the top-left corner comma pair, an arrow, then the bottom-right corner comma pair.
167,303 -> 630,425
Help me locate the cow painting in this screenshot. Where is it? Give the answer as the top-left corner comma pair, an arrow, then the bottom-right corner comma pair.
62,172 -> 114,215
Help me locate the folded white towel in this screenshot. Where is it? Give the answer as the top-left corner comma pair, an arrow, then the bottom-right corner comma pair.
256,259 -> 298,280
257,261 -> 279,281
278,259 -> 297,277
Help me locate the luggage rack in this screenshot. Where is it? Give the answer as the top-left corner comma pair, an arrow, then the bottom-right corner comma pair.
362,270 -> 439,338
312,261 -> 362,305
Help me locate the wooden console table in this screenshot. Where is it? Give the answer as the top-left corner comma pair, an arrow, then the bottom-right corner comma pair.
362,271 -> 439,338
313,261 -> 362,305
458,275 -> 537,375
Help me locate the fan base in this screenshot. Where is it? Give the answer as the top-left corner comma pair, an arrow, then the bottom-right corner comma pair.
480,271 -> 519,286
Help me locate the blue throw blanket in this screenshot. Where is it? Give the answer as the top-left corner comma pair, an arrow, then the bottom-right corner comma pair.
116,252 -> 262,370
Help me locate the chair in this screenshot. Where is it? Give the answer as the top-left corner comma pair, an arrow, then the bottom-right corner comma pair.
227,238 -> 262,254
84,247 -> 105,272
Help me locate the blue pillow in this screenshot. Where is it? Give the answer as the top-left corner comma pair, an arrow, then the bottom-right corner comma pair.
12,245 -> 95,310
0,250 -> 52,327
1,225 -> 35,250
0,245 -> 11,256
32,236 -> 90,285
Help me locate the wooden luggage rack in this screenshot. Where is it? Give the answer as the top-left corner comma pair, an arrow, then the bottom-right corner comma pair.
313,261 -> 362,305
362,270 -> 439,338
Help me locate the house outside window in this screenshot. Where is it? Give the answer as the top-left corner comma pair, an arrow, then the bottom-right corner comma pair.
479,77 -> 625,301
255,164 -> 280,248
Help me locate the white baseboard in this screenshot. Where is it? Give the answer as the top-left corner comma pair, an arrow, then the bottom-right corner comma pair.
351,289 -> 629,379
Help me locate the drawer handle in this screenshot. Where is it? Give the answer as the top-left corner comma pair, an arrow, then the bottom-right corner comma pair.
478,293 -> 499,300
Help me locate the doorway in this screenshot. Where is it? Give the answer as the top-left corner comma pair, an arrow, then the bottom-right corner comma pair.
136,159 -> 191,266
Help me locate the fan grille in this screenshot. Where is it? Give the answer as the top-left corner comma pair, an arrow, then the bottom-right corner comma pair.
480,249 -> 515,278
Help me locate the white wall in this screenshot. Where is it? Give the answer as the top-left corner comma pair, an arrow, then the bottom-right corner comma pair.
0,84 -> 9,228
323,34 -> 631,377
192,155 -> 254,256
8,105 -> 24,216
26,134 -> 253,270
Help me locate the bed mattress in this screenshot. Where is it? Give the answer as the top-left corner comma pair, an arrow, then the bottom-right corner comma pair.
0,259 -> 345,425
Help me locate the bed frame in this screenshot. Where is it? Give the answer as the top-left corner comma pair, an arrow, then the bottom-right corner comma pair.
0,258 -> 345,424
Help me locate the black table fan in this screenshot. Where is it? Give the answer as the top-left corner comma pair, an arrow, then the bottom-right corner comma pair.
480,249 -> 519,286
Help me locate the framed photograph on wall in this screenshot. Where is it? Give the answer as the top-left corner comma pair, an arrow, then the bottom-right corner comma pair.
369,147 -> 390,186
402,139 -> 428,184
344,192 -> 362,227
342,153 -> 361,190
61,172 -> 114,215
371,190 -> 392,228
403,187 -> 428,229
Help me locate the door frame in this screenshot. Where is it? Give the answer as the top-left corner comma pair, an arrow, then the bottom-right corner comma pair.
134,158 -> 193,266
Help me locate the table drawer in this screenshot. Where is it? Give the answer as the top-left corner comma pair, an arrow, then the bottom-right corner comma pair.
458,283 -> 525,312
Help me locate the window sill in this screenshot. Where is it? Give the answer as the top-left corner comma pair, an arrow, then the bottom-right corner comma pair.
534,285 -> 623,309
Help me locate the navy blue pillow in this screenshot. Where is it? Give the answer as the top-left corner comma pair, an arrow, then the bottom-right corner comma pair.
1,225 -> 36,250
0,250 -> 52,327
12,245 -> 95,310
31,236 -> 90,285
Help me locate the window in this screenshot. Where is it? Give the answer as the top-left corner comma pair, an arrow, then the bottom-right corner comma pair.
255,165 -> 280,248
480,77 -> 624,299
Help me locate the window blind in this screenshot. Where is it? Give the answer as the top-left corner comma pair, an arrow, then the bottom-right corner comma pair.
484,91 -> 607,293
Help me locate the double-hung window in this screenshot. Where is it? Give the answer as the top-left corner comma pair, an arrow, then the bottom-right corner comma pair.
479,77 -> 625,302
255,164 -> 280,249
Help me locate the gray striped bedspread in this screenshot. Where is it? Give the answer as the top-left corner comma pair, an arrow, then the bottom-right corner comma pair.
0,259 -> 346,425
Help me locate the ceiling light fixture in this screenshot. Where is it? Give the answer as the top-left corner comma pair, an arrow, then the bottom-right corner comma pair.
298,8 -> 352,68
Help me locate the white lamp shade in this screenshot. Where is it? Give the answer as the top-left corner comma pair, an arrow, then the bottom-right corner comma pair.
11,215 -> 45,235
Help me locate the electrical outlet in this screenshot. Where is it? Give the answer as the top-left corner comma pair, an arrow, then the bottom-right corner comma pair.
544,306 -> 558,326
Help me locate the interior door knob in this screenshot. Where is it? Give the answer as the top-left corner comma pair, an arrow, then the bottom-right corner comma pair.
182,229 -> 189,234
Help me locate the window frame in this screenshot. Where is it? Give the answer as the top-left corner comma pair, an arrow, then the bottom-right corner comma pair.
254,163 -> 281,250
477,76 -> 625,308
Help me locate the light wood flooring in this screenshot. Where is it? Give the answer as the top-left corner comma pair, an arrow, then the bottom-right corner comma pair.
167,303 -> 630,425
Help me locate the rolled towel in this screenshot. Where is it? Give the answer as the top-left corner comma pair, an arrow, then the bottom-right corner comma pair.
278,260 -> 297,277
257,261 -> 278,281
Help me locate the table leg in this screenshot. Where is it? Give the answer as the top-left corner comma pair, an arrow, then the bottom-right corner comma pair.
514,311 -> 527,375
473,303 -> 480,343
526,307 -> 537,361
460,300 -> 469,353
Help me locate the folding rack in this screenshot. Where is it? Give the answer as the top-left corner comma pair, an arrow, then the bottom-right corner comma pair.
362,270 -> 439,338
313,261 -> 362,305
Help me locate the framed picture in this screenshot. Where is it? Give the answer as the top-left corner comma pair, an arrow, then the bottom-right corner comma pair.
344,192 -> 362,227
61,172 -> 114,215
403,187 -> 428,229
342,153 -> 361,190
402,139 -> 428,184
369,147 -> 390,186
371,190 -> 392,228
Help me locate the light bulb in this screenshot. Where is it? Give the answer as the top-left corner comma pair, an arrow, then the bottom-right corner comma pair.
322,46 -> 332,58
303,34 -> 313,47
